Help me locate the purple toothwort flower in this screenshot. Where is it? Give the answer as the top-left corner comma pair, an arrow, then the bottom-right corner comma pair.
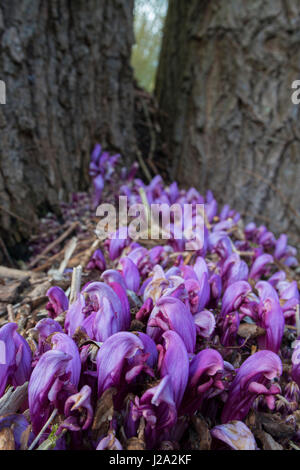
82,281 -> 130,332
221,253 -> 249,289
34,318 -> 63,358
119,256 -> 141,293
28,349 -> 73,434
130,375 -> 177,449
64,385 -> 93,430
221,281 -> 252,317
96,332 -> 154,405
0,323 -> 32,396
255,281 -> 285,353
249,254 -> 273,281
194,310 -> 216,338
291,340 -> 300,387
50,332 -> 81,388
96,432 -> 123,450
221,350 -> 282,423
147,296 -> 196,353
157,331 -> 189,409
86,249 -> 106,272
180,348 -> 224,415
46,286 -> 69,319
65,294 -> 86,338
108,227 -> 130,260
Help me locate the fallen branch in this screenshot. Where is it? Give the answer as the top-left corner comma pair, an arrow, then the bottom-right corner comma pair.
28,221 -> 79,268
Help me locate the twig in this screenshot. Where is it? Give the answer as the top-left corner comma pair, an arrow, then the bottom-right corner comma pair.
289,440 -> 300,451
69,265 -> 82,305
7,304 -> 15,322
32,248 -> 66,273
0,266 -> 32,280
58,237 -> 78,275
29,221 -> 79,268
28,408 -> 58,450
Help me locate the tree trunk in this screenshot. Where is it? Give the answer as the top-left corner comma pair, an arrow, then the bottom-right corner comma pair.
155,0 -> 300,242
0,0 -> 135,248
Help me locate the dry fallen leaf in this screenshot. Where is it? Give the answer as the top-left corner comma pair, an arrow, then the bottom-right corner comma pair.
0,427 -> 15,450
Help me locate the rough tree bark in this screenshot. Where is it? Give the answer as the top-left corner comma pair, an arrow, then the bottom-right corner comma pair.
0,0 -> 135,248
155,0 -> 300,241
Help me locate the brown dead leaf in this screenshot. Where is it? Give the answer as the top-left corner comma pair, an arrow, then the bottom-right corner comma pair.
255,430 -> 283,450
0,427 -> 15,450
192,414 -> 212,450
259,412 -> 296,439
238,323 -> 265,339
92,388 -> 117,437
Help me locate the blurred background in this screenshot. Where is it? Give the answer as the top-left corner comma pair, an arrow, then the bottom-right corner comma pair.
0,0 -> 299,262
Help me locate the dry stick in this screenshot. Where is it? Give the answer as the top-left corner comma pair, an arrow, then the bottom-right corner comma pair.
0,266 -> 32,280
32,248 -> 67,273
28,408 -> 58,450
69,265 -> 82,305
7,304 -> 15,322
29,221 -> 79,268
58,237 -> 77,275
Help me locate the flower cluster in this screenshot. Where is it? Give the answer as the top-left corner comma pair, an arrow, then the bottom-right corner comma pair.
1,145 -> 299,450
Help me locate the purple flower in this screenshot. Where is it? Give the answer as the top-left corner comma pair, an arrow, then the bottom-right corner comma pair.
157,331 -> 189,408
291,340 -> 300,387
46,286 -> 69,318
28,350 -> 73,434
101,269 -> 127,290
249,254 -> 273,280
65,294 -> 86,337
274,234 -> 287,260
221,253 -> 249,289
211,421 -> 257,450
82,281 -> 130,332
194,310 -> 216,338
96,432 -> 123,450
184,275 -> 210,314
108,227 -> 130,260
180,349 -> 224,415
219,311 -> 240,347
86,249 -> 106,272
221,350 -> 282,423
147,296 -> 196,353
96,332 -> 154,402
131,375 -> 177,449
120,256 -> 141,293
0,323 -> 32,396
221,281 -> 252,317
92,173 -> 104,208
50,332 -> 81,388
255,281 -> 285,353
64,385 -> 93,430
35,318 -> 63,357
134,332 -> 158,368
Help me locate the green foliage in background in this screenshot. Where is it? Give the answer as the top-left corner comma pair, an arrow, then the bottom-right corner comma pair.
131,0 -> 168,92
